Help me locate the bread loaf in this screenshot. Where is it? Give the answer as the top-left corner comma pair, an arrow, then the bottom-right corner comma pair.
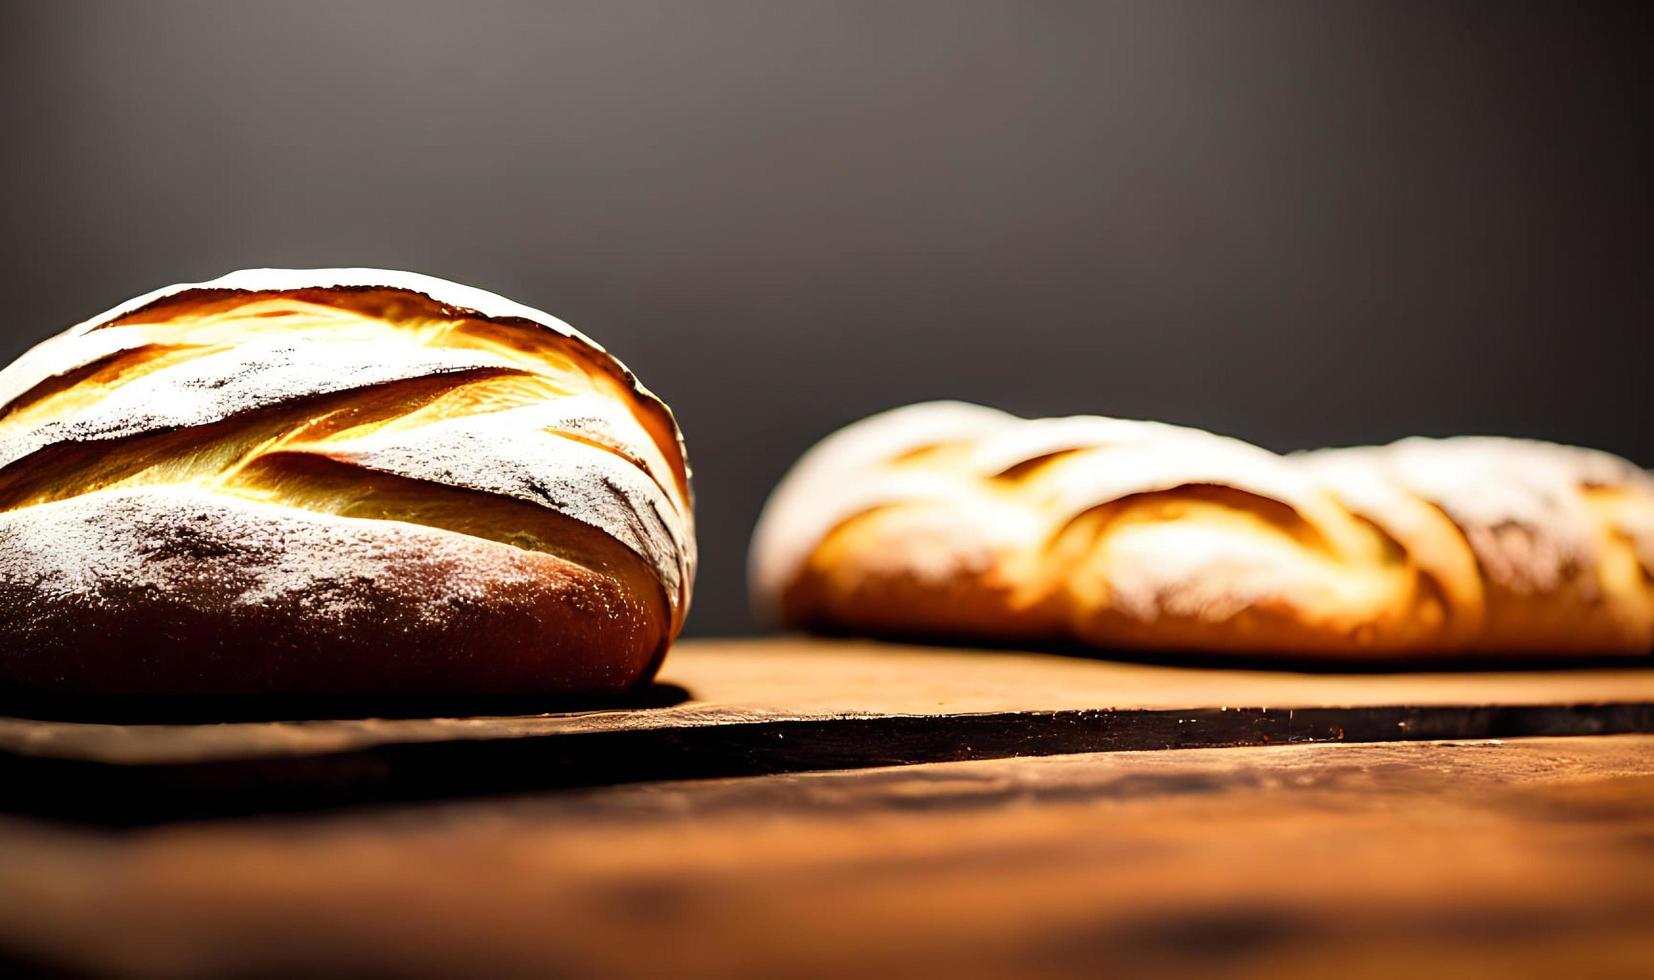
0,269 -> 694,695
752,402 -> 1653,659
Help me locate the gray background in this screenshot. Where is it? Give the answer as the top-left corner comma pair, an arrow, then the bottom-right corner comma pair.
1,1 -> 1648,635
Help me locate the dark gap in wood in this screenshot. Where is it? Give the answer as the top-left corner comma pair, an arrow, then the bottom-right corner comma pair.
4,702 -> 1649,826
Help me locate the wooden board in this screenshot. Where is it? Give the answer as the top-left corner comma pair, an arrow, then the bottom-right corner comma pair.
1,736 -> 1650,978
1,637 -> 1650,821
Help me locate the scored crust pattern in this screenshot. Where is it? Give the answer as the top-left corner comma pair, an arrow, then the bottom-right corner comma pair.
0,269 -> 695,693
752,402 -> 1653,657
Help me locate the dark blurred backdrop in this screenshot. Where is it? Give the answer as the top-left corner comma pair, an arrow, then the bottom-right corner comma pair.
1,1 -> 1648,635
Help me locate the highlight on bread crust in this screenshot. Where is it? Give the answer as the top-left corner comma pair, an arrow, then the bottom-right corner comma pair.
751,402 -> 1654,659
0,269 -> 694,695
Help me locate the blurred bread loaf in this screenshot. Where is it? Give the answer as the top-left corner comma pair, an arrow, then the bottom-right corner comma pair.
0,269 -> 694,695
752,402 -> 1653,659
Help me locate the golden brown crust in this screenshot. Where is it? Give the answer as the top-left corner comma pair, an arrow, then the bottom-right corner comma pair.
752,403 -> 1654,660
0,270 -> 693,695
0,490 -> 665,695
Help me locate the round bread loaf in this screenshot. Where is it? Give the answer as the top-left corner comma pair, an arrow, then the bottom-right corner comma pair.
0,269 -> 694,695
752,402 -> 1653,660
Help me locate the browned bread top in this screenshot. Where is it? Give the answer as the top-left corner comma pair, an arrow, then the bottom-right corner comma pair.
0,269 -> 695,695
752,402 -> 1653,658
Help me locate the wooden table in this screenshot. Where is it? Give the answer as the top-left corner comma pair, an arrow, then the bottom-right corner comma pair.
1,639 -> 1650,977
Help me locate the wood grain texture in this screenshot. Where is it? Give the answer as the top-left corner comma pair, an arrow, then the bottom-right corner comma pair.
1,637 -> 1650,820
0,736 -> 1650,979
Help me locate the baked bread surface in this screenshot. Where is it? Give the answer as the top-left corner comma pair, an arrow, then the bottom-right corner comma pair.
0,269 -> 694,694
752,402 -> 1653,659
